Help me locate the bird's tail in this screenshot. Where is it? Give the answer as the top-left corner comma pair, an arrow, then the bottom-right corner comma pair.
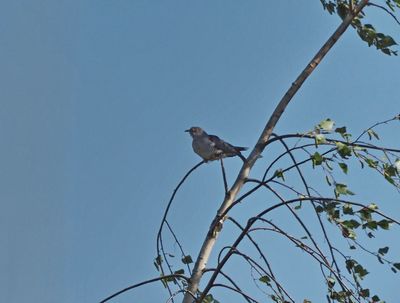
234,146 -> 248,162
234,146 -> 248,152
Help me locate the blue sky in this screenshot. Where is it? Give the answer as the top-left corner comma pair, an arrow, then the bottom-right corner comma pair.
1,1 -> 399,302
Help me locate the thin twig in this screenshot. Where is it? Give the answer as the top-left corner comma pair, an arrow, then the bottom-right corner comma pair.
367,2 -> 400,25
274,135 -> 344,285
211,283 -> 261,303
220,159 -> 228,194
198,195 -> 398,301
156,161 -> 204,278
228,217 -> 290,300
99,274 -> 189,303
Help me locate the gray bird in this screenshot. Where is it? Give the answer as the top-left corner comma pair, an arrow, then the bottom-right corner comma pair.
185,127 -> 247,162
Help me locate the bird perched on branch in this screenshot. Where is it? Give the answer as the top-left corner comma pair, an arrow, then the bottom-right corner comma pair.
185,127 -> 248,162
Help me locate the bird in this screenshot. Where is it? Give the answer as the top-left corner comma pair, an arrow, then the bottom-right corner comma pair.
185,126 -> 247,162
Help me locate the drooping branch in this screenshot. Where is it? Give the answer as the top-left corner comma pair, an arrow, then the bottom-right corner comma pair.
99,274 -> 190,303
156,160 -> 204,292
227,217 -> 291,300
231,249 -> 295,302
197,195 -> 398,302
210,283 -> 261,303
273,135 -> 344,284
367,2 -> 400,26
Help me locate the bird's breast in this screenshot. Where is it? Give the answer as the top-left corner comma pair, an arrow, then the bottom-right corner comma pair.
192,137 -> 216,160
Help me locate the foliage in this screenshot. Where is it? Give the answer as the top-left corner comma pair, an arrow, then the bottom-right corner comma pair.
151,116 -> 400,303
320,0 -> 399,55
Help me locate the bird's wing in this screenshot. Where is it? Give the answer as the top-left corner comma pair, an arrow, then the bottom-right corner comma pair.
208,135 -> 237,154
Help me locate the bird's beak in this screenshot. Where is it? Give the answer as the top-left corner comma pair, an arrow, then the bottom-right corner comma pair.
184,129 -> 190,133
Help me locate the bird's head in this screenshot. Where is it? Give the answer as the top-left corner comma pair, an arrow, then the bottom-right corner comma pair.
185,126 -> 205,137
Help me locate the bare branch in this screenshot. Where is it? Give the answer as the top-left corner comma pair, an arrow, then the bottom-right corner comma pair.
227,217 -> 290,300
211,283 -> 261,303
198,195 -> 398,302
220,159 -> 228,194
367,2 -> 400,26
99,274 -> 189,303
156,161 -> 204,284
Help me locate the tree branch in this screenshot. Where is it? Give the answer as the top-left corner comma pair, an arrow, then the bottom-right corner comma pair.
100,274 -> 189,303
183,2 -> 370,302
198,195 -> 397,302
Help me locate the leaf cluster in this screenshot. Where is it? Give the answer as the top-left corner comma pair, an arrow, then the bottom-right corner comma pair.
320,0 -> 399,55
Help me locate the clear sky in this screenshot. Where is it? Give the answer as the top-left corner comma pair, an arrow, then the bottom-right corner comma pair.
1,1 -> 399,303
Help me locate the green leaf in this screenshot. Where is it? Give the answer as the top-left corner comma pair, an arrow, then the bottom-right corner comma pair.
318,118 -> 335,132
363,220 -> 378,230
259,275 -> 271,284
381,47 -> 392,55
335,183 -> 355,197
315,205 -> 324,213
371,295 -> 380,302
337,2 -> 348,19
379,35 -> 397,48
315,133 -> 326,145
354,264 -> 369,279
174,269 -> 185,275
393,263 -> 400,270
203,294 -> 214,303
359,207 -> 372,221
325,201 -> 339,211
274,169 -> 285,181
335,126 -> 347,135
367,203 -> 379,210
358,25 -> 376,46
344,228 -> 357,239
377,219 -> 391,230
378,246 -> 389,255
182,255 -> 193,264
384,164 -> 397,180
343,203 -> 354,215
367,129 -> 380,140
364,158 -> 378,168
345,259 -> 355,273
327,277 -> 335,288
359,288 -> 370,298
154,255 -> 163,270
155,255 -> 163,265
335,142 -> 352,159
341,219 -> 360,229
338,162 -> 348,174
311,152 -> 324,166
